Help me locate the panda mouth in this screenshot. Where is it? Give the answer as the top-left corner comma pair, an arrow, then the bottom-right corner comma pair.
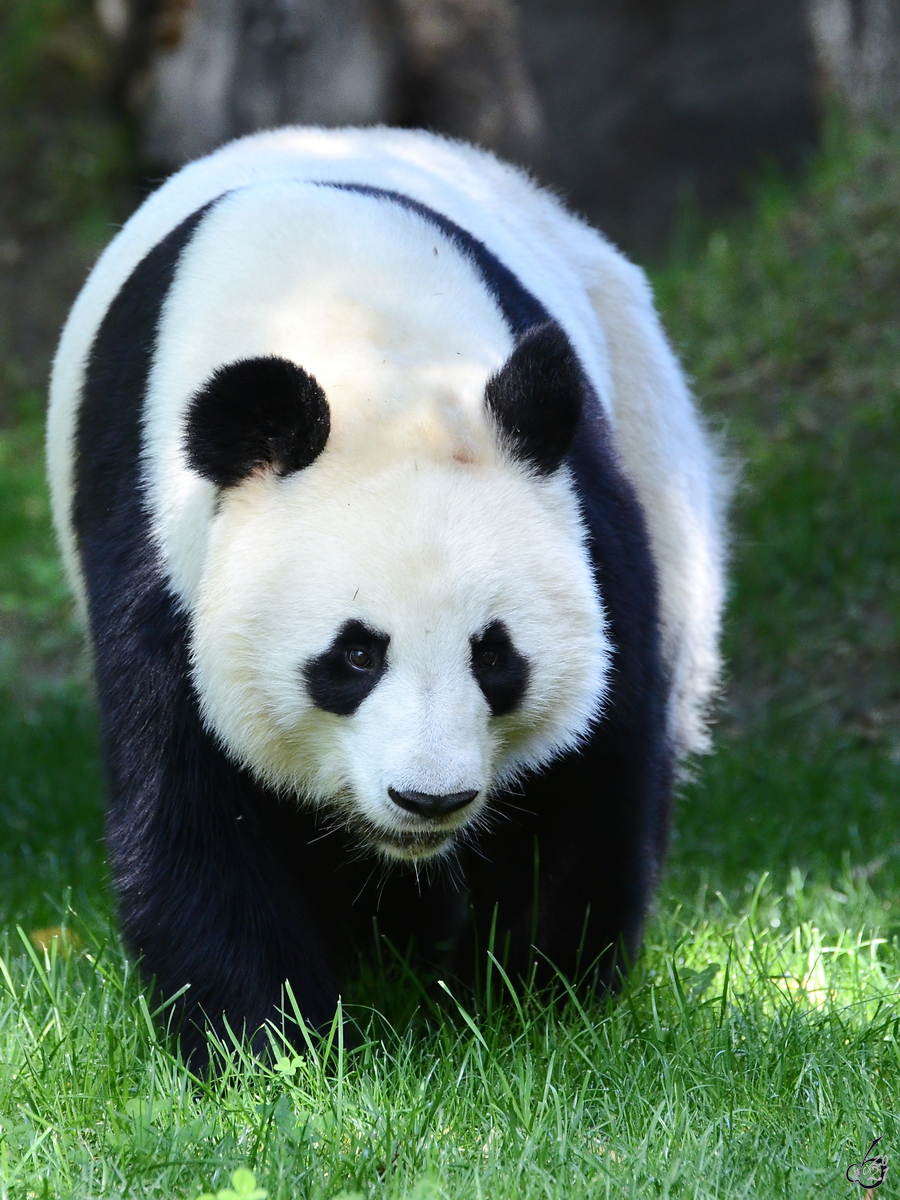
375,828 -> 455,861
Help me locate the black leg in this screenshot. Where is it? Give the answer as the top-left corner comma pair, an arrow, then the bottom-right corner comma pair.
459,731 -> 672,997
99,604 -> 354,1068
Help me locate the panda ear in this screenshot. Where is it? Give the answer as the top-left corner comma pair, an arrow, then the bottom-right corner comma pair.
485,321 -> 584,475
184,356 -> 331,488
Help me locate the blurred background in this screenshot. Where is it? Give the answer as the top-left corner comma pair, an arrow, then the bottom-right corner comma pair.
0,0 -> 898,926
3,0 -> 900,434
2,0 -> 899,425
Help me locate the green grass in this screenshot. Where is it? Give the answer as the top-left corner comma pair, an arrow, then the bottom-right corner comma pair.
1,26 -> 899,1191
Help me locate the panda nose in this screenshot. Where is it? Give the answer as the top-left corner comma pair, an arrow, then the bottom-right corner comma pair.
388,787 -> 478,819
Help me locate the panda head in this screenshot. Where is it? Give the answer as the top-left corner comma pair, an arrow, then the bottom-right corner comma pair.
184,322 -> 610,862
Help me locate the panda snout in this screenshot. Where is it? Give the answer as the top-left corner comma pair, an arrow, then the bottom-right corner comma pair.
388,787 -> 478,820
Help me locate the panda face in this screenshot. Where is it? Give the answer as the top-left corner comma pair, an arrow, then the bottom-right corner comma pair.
146,184 -> 611,860
189,451 -> 609,861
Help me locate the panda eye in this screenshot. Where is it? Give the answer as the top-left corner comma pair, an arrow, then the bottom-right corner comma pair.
475,646 -> 500,670
346,646 -> 375,671
303,620 -> 390,716
470,620 -> 530,717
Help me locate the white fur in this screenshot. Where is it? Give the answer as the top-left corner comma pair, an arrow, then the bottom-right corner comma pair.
192,458 -> 606,855
144,183 -> 515,606
48,127 -> 726,857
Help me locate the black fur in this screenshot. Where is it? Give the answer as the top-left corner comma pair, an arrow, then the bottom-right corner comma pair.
484,321 -> 584,475
303,620 -> 390,716
184,355 -> 330,487
470,620 -> 529,717
71,184 -> 672,1066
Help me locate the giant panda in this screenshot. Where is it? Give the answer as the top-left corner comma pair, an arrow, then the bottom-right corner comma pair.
48,126 -> 725,1066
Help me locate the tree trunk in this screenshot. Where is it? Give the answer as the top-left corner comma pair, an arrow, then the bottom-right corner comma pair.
99,0 -> 822,256
807,0 -> 900,119
99,0 -> 543,171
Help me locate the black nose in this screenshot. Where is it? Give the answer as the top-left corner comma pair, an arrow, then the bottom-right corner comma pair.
388,787 -> 478,819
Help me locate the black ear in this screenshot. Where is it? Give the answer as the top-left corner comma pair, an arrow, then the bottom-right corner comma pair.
184,356 -> 331,488
485,321 -> 584,475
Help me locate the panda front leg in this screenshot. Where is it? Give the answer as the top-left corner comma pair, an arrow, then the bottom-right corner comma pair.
94,585 -> 359,1070
461,727 -> 672,996
64,210 -> 354,1067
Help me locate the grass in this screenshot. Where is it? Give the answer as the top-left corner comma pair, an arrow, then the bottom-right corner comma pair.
1,5 -> 899,1189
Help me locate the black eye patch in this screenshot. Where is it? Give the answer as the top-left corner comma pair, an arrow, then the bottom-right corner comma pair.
470,620 -> 529,716
303,620 -> 390,716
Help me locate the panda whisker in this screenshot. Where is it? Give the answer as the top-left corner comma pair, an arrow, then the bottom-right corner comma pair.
347,839 -> 378,867
305,825 -> 340,846
453,819 -> 491,863
374,864 -> 394,912
464,829 -> 492,862
447,839 -> 475,877
352,863 -> 381,908
492,798 -> 533,819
